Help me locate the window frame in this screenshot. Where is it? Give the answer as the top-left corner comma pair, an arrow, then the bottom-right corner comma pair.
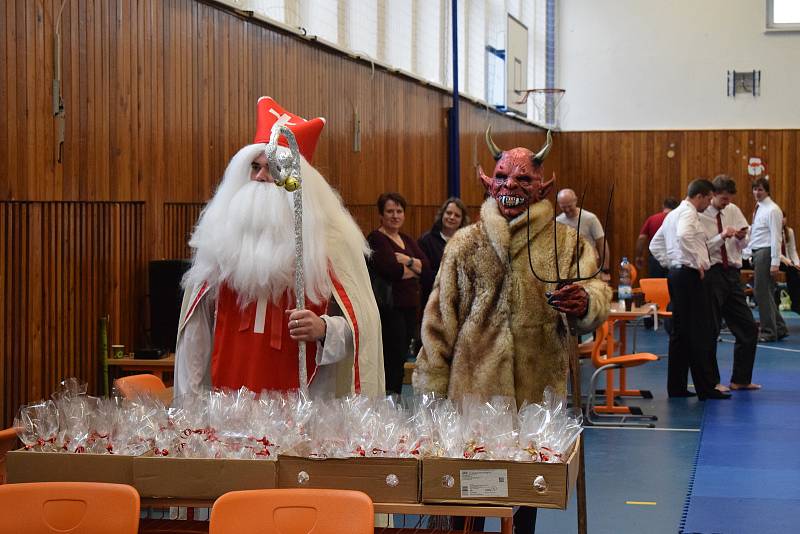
766,0 -> 800,32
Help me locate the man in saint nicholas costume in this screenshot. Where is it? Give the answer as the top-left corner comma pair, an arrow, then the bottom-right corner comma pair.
174,97 -> 384,398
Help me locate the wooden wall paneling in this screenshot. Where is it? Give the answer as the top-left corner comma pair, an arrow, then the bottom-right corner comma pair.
0,3 -> 9,199
163,202 -> 204,259
7,205 -> 17,425
28,2 -> 40,200
18,205 -> 30,408
546,130 -> 800,277
0,205 -> 7,423
13,1 -> 26,199
0,202 -> 145,427
61,0 -> 76,199
47,0 -> 61,197
70,203 -> 78,385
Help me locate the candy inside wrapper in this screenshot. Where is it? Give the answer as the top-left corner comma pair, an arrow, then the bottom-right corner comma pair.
15,379 -> 580,463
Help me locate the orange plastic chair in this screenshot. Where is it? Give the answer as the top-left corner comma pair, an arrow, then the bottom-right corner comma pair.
639,277 -> 673,327
115,373 -> 171,404
209,488 -> 374,534
0,481 -> 140,533
586,321 -> 659,427
0,427 -> 19,484
577,337 -> 609,358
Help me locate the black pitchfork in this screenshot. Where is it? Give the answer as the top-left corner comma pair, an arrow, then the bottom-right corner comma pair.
525,181 -> 614,534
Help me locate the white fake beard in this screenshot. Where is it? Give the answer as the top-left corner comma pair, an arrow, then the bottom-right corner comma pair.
186,177 -> 331,306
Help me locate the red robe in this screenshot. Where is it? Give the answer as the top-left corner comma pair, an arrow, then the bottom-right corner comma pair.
210,283 -> 328,392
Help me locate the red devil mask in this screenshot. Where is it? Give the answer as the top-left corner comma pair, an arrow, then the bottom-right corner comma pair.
478,128 -> 554,219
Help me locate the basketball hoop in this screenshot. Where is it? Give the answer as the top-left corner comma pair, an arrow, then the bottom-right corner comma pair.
516,88 -> 565,127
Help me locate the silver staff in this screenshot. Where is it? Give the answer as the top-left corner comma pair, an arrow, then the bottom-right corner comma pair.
264,124 -> 307,395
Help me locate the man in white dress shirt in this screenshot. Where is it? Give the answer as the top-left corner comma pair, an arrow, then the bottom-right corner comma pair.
699,175 -> 760,391
650,179 -> 730,400
749,177 -> 788,342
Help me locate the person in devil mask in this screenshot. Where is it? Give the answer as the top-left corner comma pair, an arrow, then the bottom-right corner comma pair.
413,128 -> 611,533
414,128 -> 610,405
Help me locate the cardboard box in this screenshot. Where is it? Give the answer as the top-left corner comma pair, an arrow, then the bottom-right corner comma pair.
278,456 -> 420,503
420,437 -> 580,509
6,449 -> 134,485
133,456 -> 277,500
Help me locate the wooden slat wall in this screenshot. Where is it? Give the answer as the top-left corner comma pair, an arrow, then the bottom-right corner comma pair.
0,0 -> 542,425
549,130 -> 800,275
162,203 -> 205,260
0,0 -> 542,219
0,202 -> 145,426
2,0 -> 799,424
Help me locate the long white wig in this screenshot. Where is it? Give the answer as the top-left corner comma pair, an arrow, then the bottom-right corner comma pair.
183,143 -> 369,306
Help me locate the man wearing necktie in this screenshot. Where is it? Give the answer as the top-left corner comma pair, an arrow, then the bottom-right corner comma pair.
699,175 -> 760,391
650,179 -> 729,400
748,177 -> 788,342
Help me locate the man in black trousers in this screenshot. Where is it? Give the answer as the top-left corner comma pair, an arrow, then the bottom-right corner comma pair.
699,175 -> 760,391
650,179 -> 731,400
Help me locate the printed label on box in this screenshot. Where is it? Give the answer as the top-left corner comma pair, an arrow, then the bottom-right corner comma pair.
459,469 -> 509,498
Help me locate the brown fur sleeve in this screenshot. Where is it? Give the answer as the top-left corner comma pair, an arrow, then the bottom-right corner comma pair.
412,245 -> 462,395
574,235 -> 612,334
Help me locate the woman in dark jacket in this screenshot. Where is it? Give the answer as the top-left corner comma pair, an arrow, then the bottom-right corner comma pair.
417,197 -> 470,311
367,192 -> 431,395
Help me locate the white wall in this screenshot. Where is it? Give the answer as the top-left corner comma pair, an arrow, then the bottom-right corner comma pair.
558,0 -> 800,131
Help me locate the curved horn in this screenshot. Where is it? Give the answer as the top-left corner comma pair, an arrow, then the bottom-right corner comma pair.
532,130 -> 553,164
485,125 -> 503,161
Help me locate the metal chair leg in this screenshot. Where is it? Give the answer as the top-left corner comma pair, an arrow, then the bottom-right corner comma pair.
585,364 -> 656,428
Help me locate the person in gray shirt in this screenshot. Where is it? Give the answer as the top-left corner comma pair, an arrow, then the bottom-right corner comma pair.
556,188 -> 611,281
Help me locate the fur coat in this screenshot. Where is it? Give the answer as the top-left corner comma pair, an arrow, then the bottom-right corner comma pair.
412,197 -> 612,406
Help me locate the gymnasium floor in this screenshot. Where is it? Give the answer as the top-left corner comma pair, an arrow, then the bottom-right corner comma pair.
469,312 -> 800,534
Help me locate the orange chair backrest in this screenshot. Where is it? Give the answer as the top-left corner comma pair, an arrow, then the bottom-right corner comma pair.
0,427 -> 19,485
0,482 -> 140,534
639,278 -> 670,310
210,488 -> 374,534
628,263 -> 638,287
115,373 -> 166,399
590,321 -> 614,367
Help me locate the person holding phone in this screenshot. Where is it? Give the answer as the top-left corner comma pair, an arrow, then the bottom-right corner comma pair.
699,175 -> 760,392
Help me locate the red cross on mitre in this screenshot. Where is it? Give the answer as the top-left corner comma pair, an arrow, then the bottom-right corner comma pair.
253,96 -> 326,163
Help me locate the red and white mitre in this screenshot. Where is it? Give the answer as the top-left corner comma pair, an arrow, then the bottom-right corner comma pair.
253,96 -> 326,162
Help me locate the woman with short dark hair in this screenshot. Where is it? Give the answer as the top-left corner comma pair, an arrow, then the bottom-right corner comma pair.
367,192 -> 431,394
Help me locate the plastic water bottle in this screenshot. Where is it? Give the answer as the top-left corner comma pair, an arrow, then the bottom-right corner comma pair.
618,257 -> 632,300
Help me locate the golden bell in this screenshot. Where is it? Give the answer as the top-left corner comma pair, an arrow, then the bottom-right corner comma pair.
283,177 -> 300,192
